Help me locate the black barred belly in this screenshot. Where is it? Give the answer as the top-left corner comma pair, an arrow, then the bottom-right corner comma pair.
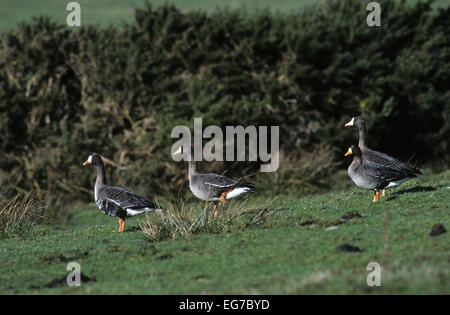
96,199 -> 127,219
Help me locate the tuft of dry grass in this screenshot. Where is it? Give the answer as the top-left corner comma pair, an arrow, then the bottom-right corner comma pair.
0,193 -> 43,238
139,197 -> 279,241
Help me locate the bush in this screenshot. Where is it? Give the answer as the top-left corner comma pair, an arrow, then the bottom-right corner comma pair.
0,0 -> 448,209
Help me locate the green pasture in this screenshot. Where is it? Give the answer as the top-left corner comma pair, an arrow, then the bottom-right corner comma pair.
1,170 -> 448,294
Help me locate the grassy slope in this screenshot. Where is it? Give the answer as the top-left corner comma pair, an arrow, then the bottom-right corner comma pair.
0,170 -> 448,294
1,0 -> 449,34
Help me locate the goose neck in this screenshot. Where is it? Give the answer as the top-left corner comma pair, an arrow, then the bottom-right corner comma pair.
188,159 -> 197,179
353,154 -> 363,165
95,164 -> 107,187
358,123 -> 368,149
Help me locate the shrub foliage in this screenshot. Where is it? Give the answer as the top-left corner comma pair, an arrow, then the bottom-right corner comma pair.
0,0 -> 448,205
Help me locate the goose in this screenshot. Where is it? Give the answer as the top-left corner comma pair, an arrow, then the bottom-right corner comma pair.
83,153 -> 159,232
345,145 -> 416,202
345,116 -> 421,196
172,146 -> 255,216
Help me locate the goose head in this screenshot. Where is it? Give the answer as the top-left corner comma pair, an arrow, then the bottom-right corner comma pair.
83,153 -> 103,166
172,146 -> 183,156
344,145 -> 362,157
344,116 -> 365,128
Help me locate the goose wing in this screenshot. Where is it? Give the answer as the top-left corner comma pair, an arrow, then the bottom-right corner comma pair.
362,162 -> 410,183
103,186 -> 156,210
203,173 -> 255,190
202,173 -> 238,188
366,150 -> 421,176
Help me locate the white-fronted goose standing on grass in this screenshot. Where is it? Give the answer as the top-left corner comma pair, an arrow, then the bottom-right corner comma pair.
345,116 -> 421,196
172,146 -> 255,216
83,153 -> 160,232
345,145 -> 418,202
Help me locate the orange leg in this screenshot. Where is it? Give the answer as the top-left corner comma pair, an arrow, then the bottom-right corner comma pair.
215,191 -> 232,217
213,203 -> 219,218
113,218 -> 125,232
220,191 -> 229,204
373,191 -> 380,203
381,189 -> 386,197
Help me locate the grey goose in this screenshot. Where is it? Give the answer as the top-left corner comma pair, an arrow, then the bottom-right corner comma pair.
83,153 -> 159,232
172,146 -> 255,216
345,145 -> 416,202
345,116 -> 421,196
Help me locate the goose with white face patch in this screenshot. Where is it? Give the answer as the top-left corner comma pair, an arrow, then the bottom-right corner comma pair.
345,116 -> 422,197
345,145 -> 415,202
172,146 -> 255,217
83,153 -> 160,232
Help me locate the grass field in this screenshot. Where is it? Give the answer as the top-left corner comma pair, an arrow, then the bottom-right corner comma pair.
1,170 -> 448,294
1,0 -> 449,34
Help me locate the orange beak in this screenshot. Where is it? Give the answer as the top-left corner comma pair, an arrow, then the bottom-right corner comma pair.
83,160 -> 91,166
344,148 -> 353,156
